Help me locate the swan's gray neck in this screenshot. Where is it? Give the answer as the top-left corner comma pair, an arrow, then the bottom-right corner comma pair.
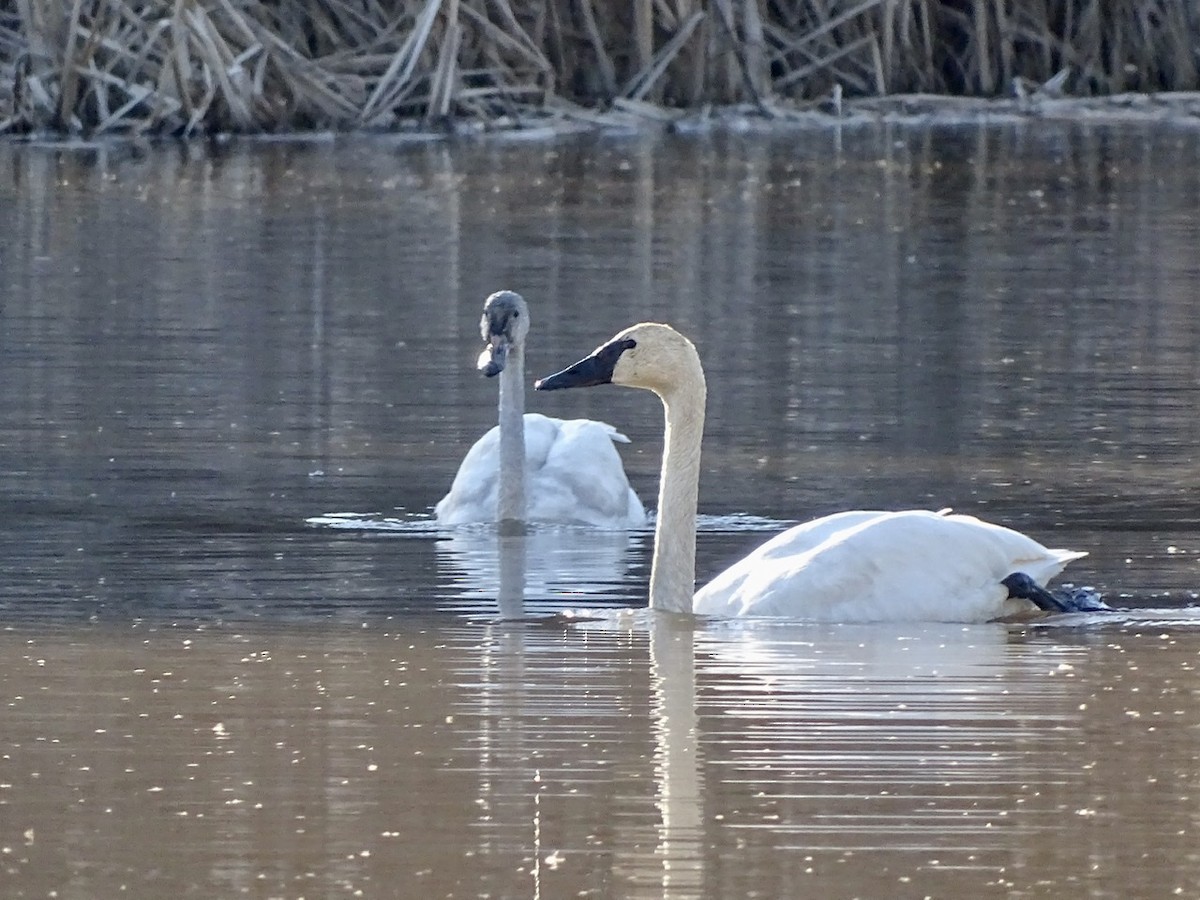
497,342 -> 525,525
496,533 -> 526,619
649,384 -> 705,614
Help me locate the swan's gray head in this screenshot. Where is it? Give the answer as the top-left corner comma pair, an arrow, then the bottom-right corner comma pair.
477,290 -> 530,378
535,322 -> 703,399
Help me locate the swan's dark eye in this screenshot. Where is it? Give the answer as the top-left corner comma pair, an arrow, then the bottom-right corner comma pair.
579,336 -> 637,374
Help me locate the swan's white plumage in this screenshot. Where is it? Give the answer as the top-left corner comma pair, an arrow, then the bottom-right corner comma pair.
436,412 -> 646,527
536,322 -> 1087,622
693,509 -> 1086,622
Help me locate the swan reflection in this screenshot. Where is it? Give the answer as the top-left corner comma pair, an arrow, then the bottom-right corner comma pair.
467,614 -> 1091,897
435,525 -> 641,617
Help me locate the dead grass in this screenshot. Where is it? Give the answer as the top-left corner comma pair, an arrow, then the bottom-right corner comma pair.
0,0 -> 1197,135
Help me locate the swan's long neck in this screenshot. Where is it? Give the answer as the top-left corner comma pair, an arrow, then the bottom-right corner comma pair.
649,379 -> 705,614
497,342 -> 525,525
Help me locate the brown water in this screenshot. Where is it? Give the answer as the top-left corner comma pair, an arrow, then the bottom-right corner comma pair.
2,122 -> 1200,897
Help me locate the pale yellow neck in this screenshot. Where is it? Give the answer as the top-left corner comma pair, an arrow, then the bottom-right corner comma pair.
648,377 -> 706,614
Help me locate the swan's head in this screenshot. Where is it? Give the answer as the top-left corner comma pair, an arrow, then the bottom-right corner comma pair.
477,290 -> 530,378
535,322 -> 703,400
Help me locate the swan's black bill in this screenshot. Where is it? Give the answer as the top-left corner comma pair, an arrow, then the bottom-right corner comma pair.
535,338 -> 636,391
1002,572 -> 1110,614
477,337 -> 509,378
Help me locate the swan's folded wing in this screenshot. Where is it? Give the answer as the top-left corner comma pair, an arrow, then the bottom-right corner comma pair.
526,417 -> 646,527
694,510 -> 890,613
434,426 -> 501,523
519,413 -> 564,469
435,416 -> 644,526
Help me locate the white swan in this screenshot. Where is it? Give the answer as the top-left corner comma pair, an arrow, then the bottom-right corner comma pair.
435,291 -> 646,528
535,322 -> 1092,622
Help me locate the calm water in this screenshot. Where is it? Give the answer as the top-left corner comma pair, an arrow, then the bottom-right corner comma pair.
2,121 -> 1200,897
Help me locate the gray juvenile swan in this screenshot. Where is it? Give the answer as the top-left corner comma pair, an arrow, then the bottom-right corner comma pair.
536,322 -> 1101,622
435,291 -> 646,528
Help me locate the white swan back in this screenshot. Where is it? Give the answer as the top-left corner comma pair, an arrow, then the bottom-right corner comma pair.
694,509 -> 1086,622
435,413 -> 646,527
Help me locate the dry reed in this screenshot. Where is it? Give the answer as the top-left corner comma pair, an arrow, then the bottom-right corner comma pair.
1,0 -> 1197,135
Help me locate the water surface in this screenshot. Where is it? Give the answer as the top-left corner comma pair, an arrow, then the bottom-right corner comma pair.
2,122 -> 1200,896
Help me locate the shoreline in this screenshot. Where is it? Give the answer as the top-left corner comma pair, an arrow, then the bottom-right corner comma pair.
5,91 -> 1200,147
